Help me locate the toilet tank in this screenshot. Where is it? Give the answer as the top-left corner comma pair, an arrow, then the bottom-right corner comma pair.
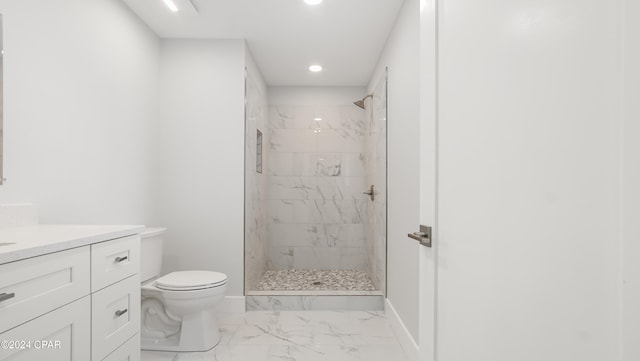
140,227 -> 167,283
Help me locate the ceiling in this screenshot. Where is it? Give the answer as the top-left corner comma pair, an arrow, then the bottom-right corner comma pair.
120,0 -> 405,87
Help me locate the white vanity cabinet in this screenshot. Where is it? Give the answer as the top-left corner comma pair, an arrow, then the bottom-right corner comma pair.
0,228 -> 142,361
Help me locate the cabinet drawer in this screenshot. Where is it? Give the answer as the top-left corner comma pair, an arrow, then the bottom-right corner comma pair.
0,246 -> 90,333
91,235 -> 140,292
102,333 -> 140,361
0,295 -> 91,361
92,274 -> 140,361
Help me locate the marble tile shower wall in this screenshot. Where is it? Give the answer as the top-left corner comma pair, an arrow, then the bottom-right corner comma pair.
267,105 -> 368,271
244,66 -> 269,291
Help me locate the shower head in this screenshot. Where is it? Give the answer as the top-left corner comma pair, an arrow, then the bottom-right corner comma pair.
353,94 -> 373,109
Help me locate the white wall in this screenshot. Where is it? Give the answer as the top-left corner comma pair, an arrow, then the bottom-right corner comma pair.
0,0 -> 159,224
434,1 -> 622,360
622,0 -> 640,359
369,0 -> 420,342
156,40 -> 246,296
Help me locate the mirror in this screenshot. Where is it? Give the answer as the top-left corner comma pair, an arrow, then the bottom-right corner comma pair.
0,14 -> 3,185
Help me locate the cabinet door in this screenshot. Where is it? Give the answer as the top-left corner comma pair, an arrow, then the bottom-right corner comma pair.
0,296 -> 90,361
92,275 -> 140,361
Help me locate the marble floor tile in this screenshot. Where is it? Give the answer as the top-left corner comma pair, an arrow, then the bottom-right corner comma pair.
245,295 -> 384,311
267,344 -> 408,361
141,311 -> 409,361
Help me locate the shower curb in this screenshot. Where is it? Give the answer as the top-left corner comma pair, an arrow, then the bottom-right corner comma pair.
245,294 -> 384,311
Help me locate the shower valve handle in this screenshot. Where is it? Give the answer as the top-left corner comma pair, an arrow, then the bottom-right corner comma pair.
363,185 -> 375,201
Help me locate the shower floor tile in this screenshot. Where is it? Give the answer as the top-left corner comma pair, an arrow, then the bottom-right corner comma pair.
253,269 -> 377,292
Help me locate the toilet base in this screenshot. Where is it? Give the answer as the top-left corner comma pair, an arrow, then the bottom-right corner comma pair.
141,308 -> 221,352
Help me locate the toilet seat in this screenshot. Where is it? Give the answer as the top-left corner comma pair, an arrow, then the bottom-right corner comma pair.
155,270 -> 227,291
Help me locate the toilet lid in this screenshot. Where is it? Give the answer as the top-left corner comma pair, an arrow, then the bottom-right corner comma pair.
155,271 -> 227,291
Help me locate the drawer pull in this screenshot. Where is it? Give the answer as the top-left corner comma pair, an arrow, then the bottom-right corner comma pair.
0,292 -> 15,303
115,308 -> 128,317
114,256 -> 128,263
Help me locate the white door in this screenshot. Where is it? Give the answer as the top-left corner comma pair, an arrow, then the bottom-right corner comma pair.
419,0 -> 622,360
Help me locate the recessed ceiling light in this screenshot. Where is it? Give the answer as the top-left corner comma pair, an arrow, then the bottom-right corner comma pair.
309,65 -> 323,72
163,0 -> 179,12
304,0 -> 323,5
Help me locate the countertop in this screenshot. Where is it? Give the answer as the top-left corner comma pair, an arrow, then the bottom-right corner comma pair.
0,224 -> 144,265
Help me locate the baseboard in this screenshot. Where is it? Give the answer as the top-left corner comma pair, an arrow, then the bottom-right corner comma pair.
217,296 -> 246,314
385,298 -> 419,361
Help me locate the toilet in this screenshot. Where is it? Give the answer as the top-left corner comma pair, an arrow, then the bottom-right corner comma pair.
139,227 -> 228,352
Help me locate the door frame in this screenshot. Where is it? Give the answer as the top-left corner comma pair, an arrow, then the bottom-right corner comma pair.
418,0 -> 438,360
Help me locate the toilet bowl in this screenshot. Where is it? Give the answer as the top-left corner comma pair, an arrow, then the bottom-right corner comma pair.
140,228 -> 228,352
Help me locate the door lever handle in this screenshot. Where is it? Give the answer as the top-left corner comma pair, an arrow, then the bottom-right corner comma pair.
408,232 -> 428,239
408,225 -> 432,247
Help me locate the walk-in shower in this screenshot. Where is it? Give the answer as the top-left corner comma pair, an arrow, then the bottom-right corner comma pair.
244,72 -> 388,310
